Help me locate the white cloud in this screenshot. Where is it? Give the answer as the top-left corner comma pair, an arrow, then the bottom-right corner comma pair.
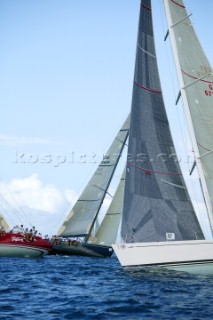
0,133 -> 67,146
4,174 -> 64,213
0,174 -> 77,235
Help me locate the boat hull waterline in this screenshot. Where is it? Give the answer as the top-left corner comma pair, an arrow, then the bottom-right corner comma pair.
52,242 -> 113,258
112,240 -> 213,274
0,233 -> 52,257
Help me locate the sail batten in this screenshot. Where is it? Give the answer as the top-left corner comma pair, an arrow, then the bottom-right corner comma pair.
58,115 -> 130,238
164,0 -> 213,231
120,0 -> 204,244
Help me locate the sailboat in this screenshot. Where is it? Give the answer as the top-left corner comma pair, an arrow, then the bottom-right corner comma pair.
52,116 -> 129,257
112,0 -> 213,274
0,213 -> 52,257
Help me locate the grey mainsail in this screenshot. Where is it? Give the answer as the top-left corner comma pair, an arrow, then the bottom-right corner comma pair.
120,0 -> 204,243
164,0 -> 213,232
58,115 -> 129,240
92,168 -> 126,246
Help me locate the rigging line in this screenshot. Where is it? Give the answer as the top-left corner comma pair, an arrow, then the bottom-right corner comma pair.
127,162 -> 182,176
0,179 -> 32,227
0,193 -> 22,225
92,185 -> 113,198
185,169 -> 205,232
198,142 -> 212,152
0,204 -> 16,226
198,149 -> 213,160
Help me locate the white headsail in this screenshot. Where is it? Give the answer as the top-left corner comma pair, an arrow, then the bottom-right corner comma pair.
92,168 -> 126,246
164,0 -> 213,232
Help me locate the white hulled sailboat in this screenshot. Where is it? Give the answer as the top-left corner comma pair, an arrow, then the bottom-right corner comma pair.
112,0 -> 213,274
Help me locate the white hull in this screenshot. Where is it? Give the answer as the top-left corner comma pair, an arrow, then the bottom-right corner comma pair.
0,244 -> 49,258
112,240 -> 213,275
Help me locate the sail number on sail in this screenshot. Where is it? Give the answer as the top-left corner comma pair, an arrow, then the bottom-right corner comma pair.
205,84 -> 213,97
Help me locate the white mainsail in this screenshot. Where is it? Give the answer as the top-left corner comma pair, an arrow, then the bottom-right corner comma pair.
164,0 -> 213,231
91,168 -> 125,246
58,115 -> 129,239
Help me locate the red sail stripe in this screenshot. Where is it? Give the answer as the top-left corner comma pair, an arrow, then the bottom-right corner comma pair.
182,69 -> 213,84
141,3 -> 151,11
128,162 -> 182,176
171,0 -> 185,8
134,81 -> 161,94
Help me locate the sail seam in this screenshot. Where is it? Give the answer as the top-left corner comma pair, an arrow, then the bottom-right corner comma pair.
138,44 -> 156,59
78,199 -> 100,202
134,81 -> 161,94
99,164 -> 116,167
161,179 -> 186,189
170,0 -> 185,9
128,162 -> 182,176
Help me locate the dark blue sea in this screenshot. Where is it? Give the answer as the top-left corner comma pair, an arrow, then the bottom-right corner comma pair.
0,255 -> 213,320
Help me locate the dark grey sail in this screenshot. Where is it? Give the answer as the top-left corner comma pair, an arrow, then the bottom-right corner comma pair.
121,0 -> 204,243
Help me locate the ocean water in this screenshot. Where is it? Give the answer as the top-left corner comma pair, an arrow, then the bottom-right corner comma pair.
0,255 -> 213,320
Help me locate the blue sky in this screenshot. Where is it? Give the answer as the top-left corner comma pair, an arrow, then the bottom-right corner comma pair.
0,0 -> 212,236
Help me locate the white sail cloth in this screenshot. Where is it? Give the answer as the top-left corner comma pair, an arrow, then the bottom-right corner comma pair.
164,0 -> 213,229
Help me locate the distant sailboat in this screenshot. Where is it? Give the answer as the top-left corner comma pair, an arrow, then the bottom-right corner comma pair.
0,212 -> 52,257
112,0 -> 213,274
53,116 -> 129,257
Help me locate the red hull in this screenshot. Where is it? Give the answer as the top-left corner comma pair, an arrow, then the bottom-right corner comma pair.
0,233 -> 52,257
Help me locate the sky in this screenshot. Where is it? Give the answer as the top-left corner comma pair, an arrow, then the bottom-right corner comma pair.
0,0 -> 213,237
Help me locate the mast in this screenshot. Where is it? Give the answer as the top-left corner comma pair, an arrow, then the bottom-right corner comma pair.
120,0 -> 204,243
163,0 -> 213,233
58,115 -> 130,240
